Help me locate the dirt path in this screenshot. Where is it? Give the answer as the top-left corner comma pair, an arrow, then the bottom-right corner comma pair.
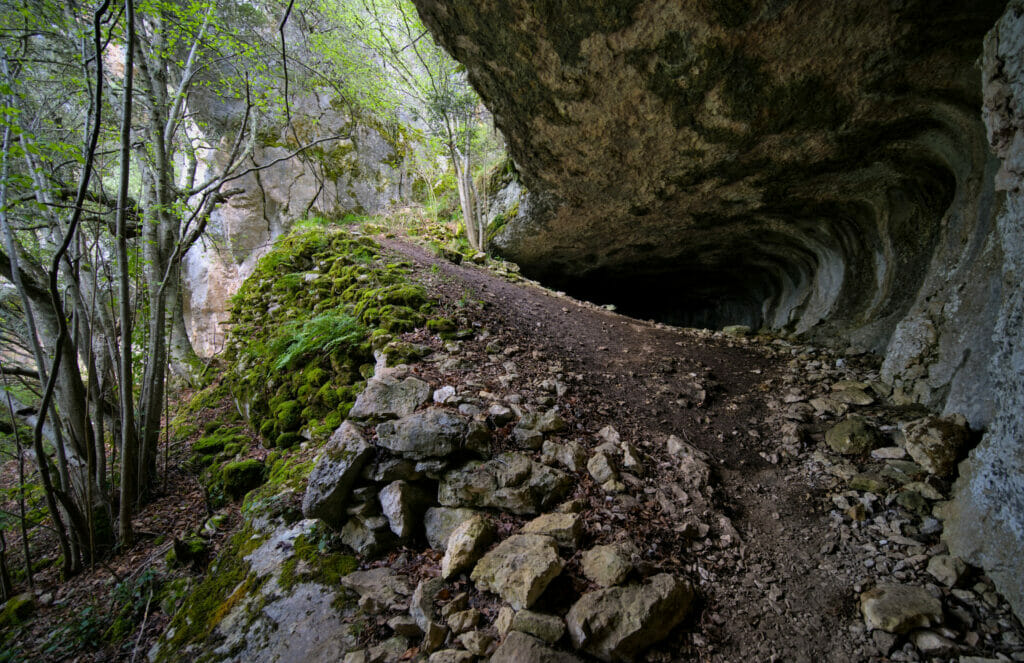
384,238 -> 869,661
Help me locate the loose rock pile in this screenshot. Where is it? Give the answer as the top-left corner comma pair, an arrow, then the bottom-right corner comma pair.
300,353 -> 706,662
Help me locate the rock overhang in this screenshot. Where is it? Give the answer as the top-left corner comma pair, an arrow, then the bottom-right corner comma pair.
413,0 -> 1005,342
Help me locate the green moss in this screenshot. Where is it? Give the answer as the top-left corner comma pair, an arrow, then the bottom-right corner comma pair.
193,436 -> 226,456
275,432 -> 303,449
241,452 -> 315,522
222,460 -> 266,499
275,400 -> 303,432
0,593 -> 34,627
382,341 -> 429,367
278,534 -> 358,592
156,528 -> 267,662
165,535 -> 209,568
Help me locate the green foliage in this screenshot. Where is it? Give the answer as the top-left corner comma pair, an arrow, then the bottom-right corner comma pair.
271,313 -> 366,370
104,568 -> 164,642
42,606 -> 105,658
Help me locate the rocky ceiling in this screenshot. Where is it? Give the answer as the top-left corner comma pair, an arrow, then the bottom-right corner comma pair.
414,0 -> 1004,344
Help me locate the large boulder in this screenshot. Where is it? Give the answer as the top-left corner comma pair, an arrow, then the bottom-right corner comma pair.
349,376 -> 432,421
565,574 -> 695,662
859,584 -> 944,634
825,416 -> 883,455
441,515 -> 497,579
302,422 -> 374,526
438,453 -> 573,515
901,414 -> 970,477
340,568 -> 415,612
375,408 -> 488,460
471,534 -> 565,610
490,632 -> 584,663
424,507 -> 482,551
379,480 -> 432,539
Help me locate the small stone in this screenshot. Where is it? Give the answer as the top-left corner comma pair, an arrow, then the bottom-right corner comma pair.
621,442 -> 642,469
341,568 -> 414,612
826,415 -> 883,455
872,446 -> 907,460
495,606 -> 515,636
520,512 -> 583,549
904,481 -> 943,500
596,426 -> 621,445
910,629 -> 958,657
666,436 -> 711,489
897,491 -> 929,515
428,650 -> 474,663
458,630 -> 494,655
471,534 -> 564,610
489,403 -> 515,426
513,426 -> 545,449
543,440 -> 588,472
368,635 -> 410,661
581,543 -> 635,588
601,479 -> 626,493
388,615 -> 423,637
340,515 -> 395,556
849,472 -> 889,494
411,577 -> 445,633
422,620 -> 449,653
872,629 -> 898,655
379,480 -> 431,539
847,503 -> 867,521
376,408 -> 485,460
902,414 -> 969,477
832,387 -> 875,406
433,385 -> 458,404
927,555 -> 967,587
442,515 -> 497,579
0,593 -> 35,627
588,452 -> 618,484
440,592 -> 469,619
447,608 -> 481,634
860,584 -> 943,634
722,325 -> 750,337
512,610 -> 566,643
439,453 -> 573,515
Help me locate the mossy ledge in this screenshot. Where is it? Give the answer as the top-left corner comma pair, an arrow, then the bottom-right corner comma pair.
155,227 -> 434,661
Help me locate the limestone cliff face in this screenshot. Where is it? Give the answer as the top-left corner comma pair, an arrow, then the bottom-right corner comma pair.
941,0 -> 1024,621
412,0 -> 1024,615
182,92 -> 407,356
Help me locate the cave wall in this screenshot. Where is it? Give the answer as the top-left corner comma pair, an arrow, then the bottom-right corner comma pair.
411,0 -> 1024,616
941,0 -> 1024,620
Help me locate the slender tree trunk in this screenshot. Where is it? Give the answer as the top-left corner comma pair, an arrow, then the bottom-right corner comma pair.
2,370 -> 34,589
116,0 -> 139,545
166,261 -> 200,382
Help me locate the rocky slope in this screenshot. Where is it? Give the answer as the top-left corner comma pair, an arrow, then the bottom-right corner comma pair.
410,0 -> 1024,619
150,232 -> 1023,662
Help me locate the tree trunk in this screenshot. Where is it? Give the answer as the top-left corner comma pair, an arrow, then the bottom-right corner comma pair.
165,261 -> 201,383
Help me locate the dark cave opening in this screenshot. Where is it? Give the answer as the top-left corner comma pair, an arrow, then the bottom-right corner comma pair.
537,265 -> 775,331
